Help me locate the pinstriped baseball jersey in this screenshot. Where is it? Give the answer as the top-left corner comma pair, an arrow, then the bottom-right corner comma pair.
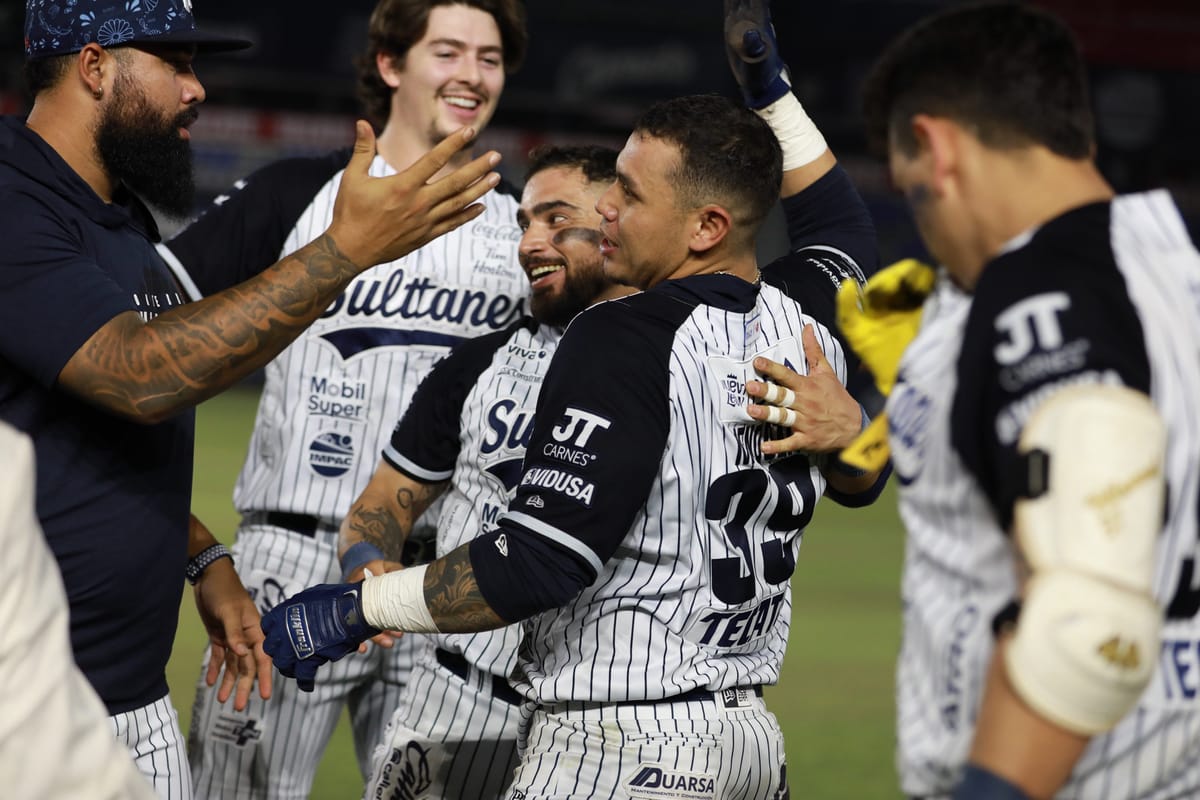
894,191 -> 1200,798
231,155 -> 528,525
487,275 -> 849,703
384,317 -> 563,679
889,277 -> 1010,794
160,153 -> 529,527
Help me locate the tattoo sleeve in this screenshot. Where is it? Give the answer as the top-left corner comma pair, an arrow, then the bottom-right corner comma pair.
344,480 -> 445,562
423,545 -> 507,632
59,234 -> 362,422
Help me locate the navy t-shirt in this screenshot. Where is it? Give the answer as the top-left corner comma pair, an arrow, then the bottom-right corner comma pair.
0,116 -> 195,713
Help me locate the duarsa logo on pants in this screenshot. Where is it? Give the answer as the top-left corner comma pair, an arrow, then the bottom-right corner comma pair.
625,765 -> 716,799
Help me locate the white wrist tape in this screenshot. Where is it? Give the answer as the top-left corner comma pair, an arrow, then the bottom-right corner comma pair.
360,564 -> 440,633
1006,384 -> 1165,735
754,92 -> 828,171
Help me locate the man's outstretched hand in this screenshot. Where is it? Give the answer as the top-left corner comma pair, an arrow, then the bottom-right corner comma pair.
328,121 -> 502,270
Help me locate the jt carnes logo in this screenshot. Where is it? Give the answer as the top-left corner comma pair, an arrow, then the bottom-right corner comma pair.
550,407 -> 611,447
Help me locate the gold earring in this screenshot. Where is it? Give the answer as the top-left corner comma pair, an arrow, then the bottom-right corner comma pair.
93,86 -> 103,99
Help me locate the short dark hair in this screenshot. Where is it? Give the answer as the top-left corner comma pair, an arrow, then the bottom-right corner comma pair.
632,94 -> 782,234
23,53 -> 73,97
524,144 -> 618,186
356,0 -> 528,130
862,2 -> 1094,159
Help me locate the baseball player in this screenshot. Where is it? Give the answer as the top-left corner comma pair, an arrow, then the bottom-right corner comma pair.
262,82 -> 890,800
155,1 -> 530,796
760,4 -> 1200,798
333,144 -> 626,799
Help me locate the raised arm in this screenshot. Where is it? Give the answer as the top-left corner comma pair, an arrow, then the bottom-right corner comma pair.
57,122 -> 501,423
725,1 -> 879,374
725,0 -> 835,196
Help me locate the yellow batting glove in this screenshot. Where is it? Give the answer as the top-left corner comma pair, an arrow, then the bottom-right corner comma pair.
835,258 -> 937,396
839,414 -> 891,472
836,259 -> 936,471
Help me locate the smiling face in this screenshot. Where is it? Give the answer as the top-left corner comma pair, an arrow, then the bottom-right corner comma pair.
516,165 -> 614,328
379,3 -> 505,147
595,132 -> 692,291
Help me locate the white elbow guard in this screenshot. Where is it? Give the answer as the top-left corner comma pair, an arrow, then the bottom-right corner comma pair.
1005,384 -> 1166,735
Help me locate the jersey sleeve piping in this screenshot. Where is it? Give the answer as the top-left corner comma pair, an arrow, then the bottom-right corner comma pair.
381,446 -> 454,483
503,510 -> 604,577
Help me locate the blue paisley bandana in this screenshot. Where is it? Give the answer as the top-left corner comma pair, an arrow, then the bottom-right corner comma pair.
25,0 -> 250,57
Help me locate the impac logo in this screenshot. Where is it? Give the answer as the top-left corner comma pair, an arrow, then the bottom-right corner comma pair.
308,432 -> 354,477
550,407 -> 611,448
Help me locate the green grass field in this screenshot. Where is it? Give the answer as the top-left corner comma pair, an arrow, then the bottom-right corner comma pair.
173,386 -> 908,799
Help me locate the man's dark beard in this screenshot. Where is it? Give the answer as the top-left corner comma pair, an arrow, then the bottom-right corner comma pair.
533,259 -> 611,329
95,76 -> 197,219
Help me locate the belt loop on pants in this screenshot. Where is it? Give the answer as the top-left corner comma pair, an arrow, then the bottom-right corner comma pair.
435,647 -> 525,706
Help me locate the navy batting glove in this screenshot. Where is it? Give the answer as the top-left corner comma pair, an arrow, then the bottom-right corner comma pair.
723,0 -> 792,109
260,581 -> 380,692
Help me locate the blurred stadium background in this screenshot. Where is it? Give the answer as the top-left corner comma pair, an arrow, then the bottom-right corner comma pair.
1,0 -> 1198,796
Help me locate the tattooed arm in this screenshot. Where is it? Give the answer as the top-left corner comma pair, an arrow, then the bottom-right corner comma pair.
422,546 -> 509,632
60,234 -> 366,423
338,460 -> 447,567
57,124 -> 501,423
